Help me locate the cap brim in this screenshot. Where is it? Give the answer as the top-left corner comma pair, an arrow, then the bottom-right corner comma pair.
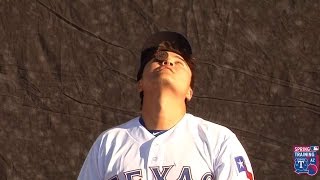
141,31 -> 192,56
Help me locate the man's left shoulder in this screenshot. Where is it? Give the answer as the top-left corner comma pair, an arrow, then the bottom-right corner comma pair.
185,113 -> 236,138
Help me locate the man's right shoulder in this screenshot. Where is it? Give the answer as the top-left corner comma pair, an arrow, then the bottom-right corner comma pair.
96,116 -> 141,141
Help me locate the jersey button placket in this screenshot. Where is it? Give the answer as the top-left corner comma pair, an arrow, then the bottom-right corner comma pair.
148,141 -> 160,165
152,143 -> 160,162
146,141 -> 159,179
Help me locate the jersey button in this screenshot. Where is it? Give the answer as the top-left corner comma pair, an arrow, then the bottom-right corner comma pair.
152,157 -> 158,161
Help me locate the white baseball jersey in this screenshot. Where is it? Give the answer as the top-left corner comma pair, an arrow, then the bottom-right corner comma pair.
78,113 -> 254,180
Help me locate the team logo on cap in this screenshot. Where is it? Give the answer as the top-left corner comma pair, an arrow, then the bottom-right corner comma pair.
293,145 -> 319,176
235,156 -> 253,180
155,51 -> 168,61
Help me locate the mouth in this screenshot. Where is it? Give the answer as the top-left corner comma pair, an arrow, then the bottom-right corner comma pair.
158,67 -> 174,72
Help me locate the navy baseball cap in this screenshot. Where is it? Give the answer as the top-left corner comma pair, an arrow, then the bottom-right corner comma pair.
137,31 -> 194,82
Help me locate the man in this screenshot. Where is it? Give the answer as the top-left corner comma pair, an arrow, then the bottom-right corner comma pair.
78,31 -> 254,180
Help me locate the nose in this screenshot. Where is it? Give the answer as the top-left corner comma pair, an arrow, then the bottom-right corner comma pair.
161,60 -> 174,66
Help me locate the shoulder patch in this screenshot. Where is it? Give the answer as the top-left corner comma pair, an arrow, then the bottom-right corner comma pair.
235,156 -> 253,180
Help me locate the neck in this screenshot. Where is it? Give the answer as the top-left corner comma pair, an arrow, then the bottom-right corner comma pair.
141,92 -> 186,130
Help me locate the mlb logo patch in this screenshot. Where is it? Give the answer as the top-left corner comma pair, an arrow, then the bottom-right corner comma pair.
311,146 -> 319,151
293,145 -> 319,176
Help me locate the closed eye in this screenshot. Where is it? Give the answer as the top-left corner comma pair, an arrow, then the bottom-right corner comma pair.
153,59 -> 164,64
175,61 -> 183,65
175,59 -> 187,66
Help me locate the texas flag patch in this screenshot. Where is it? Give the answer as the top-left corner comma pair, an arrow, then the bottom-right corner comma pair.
235,156 -> 254,180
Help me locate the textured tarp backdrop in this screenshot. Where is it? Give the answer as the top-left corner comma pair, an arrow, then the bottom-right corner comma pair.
0,0 -> 319,179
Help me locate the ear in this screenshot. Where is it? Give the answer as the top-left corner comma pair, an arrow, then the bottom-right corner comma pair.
186,88 -> 193,101
137,80 -> 143,92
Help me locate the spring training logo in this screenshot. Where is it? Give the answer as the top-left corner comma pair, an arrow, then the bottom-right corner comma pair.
293,145 -> 319,176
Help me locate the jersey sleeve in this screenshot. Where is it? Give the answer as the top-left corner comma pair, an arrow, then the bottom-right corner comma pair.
78,134 -> 105,180
214,133 -> 254,180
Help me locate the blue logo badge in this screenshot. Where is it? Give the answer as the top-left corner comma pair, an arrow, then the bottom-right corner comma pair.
293,145 -> 319,176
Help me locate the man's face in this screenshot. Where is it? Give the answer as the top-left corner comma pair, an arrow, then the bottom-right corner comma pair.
139,51 -> 193,101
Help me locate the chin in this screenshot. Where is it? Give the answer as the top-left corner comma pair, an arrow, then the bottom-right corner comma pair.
158,78 -> 174,86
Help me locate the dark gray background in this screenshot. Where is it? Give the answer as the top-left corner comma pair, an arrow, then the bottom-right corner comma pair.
0,0 -> 319,179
